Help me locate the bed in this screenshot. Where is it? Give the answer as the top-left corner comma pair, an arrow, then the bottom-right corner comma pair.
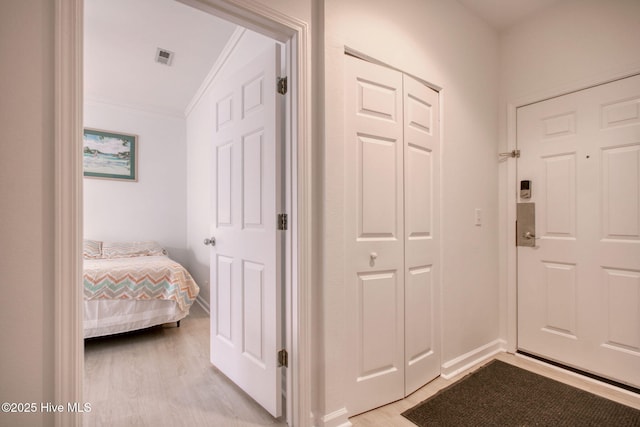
83,240 -> 200,338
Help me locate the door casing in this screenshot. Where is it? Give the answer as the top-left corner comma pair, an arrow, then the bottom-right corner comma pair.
53,0 -> 312,426
504,67 -> 640,354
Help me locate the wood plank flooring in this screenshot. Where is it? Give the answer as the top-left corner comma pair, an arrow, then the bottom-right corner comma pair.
85,303 -> 639,426
83,302 -> 286,427
350,352 -> 640,426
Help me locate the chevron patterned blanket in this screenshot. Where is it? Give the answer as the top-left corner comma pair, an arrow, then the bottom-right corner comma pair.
83,256 -> 200,311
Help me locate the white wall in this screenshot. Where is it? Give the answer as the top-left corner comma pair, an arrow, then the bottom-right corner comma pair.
0,1 -> 55,426
84,101 -> 188,264
321,0 -> 500,422
498,0 -> 640,345
185,29 -> 275,306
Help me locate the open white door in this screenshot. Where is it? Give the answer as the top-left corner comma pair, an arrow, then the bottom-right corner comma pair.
517,74 -> 640,388
209,43 -> 284,417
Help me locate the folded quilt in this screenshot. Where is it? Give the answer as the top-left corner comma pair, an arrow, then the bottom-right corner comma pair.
83,256 -> 199,311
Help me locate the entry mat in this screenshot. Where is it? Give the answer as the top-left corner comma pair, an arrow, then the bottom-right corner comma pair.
402,360 -> 640,426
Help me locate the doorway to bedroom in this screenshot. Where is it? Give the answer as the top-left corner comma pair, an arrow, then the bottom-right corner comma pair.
82,0 -> 294,424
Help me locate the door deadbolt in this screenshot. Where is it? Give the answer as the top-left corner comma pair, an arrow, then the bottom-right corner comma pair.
516,203 -> 536,247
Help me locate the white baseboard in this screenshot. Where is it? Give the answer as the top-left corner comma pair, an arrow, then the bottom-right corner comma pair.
195,295 -> 210,315
319,407 -> 352,427
441,339 -> 506,379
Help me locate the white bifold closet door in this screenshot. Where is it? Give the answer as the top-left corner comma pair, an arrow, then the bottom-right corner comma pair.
345,54 -> 440,415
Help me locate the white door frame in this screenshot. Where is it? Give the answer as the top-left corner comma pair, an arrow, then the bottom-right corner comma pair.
503,65 -> 640,354
53,1 -> 312,426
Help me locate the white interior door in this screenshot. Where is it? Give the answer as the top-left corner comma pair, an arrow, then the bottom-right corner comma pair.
345,55 -> 441,415
517,74 -> 640,388
345,55 -> 405,414
403,73 -> 440,396
209,43 -> 284,417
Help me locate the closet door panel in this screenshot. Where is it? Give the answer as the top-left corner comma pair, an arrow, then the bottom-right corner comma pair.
403,74 -> 441,396
345,55 -> 405,415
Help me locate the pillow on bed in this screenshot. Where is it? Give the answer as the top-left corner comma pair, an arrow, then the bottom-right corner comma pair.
83,239 -> 103,259
102,241 -> 167,258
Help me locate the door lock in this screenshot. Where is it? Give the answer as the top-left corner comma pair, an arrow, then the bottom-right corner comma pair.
516,203 -> 536,247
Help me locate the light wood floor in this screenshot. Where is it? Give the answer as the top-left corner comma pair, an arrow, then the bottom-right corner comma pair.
83,302 -> 286,427
350,352 -> 640,426
85,304 -> 640,426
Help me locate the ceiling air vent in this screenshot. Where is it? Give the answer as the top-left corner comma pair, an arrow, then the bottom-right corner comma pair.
155,48 -> 174,66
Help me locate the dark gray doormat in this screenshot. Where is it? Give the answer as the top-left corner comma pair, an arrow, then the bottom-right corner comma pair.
402,360 -> 640,426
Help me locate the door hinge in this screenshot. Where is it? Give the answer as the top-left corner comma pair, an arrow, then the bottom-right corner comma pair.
277,76 -> 288,95
278,213 -> 288,231
498,149 -> 520,159
278,349 -> 288,368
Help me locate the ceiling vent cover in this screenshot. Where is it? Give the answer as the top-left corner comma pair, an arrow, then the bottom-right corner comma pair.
155,48 -> 174,66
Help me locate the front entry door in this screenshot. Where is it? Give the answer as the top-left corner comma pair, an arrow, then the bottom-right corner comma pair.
209,44 -> 284,417
517,74 -> 640,388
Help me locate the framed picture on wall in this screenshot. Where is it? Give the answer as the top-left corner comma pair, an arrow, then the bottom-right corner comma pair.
83,128 -> 138,181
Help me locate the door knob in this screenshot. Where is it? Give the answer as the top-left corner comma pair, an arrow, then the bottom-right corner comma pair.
203,237 -> 216,246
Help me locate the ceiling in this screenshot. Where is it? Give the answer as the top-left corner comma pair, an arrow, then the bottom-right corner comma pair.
457,0 -> 562,31
84,0 -> 237,117
85,0 -> 562,117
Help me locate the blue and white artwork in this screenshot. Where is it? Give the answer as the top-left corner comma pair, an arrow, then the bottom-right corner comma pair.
83,129 -> 137,181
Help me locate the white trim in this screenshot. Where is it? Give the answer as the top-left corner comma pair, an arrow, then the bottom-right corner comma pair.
54,0 -> 84,426
195,295 -> 211,314
344,47 -> 442,92
503,64 -> 640,354
441,339 -> 506,380
184,26 -> 246,116
319,407 -> 352,427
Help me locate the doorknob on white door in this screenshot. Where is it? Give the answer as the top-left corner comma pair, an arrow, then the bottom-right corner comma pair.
203,237 -> 216,246
369,252 -> 378,267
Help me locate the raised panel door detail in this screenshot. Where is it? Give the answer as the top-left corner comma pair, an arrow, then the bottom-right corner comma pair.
405,266 -> 433,365
209,44 -> 282,417
216,94 -> 233,131
357,78 -> 398,122
217,142 -> 233,227
406,144 -> 431,240
216,255 -> 234,343
543,154 -> 576,237
358,134 -> 398,239
406,94 -> 432,135
243,130 -> 264,228
345,55 -> 406,416
603,268 -> 640,352
541,112 -> 576,139
242,74 -> 264,118
602,145 -> 640,240
601,98 -> 640,129
356,271 -> 399,380
243,260 -> 265,366
518,73 -> 640,389
542,262 -> 577,337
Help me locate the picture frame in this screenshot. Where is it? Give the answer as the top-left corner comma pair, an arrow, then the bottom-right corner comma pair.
83,128 -> 138,181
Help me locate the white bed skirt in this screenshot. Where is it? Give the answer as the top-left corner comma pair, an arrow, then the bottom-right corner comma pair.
83,299 -> 188,338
